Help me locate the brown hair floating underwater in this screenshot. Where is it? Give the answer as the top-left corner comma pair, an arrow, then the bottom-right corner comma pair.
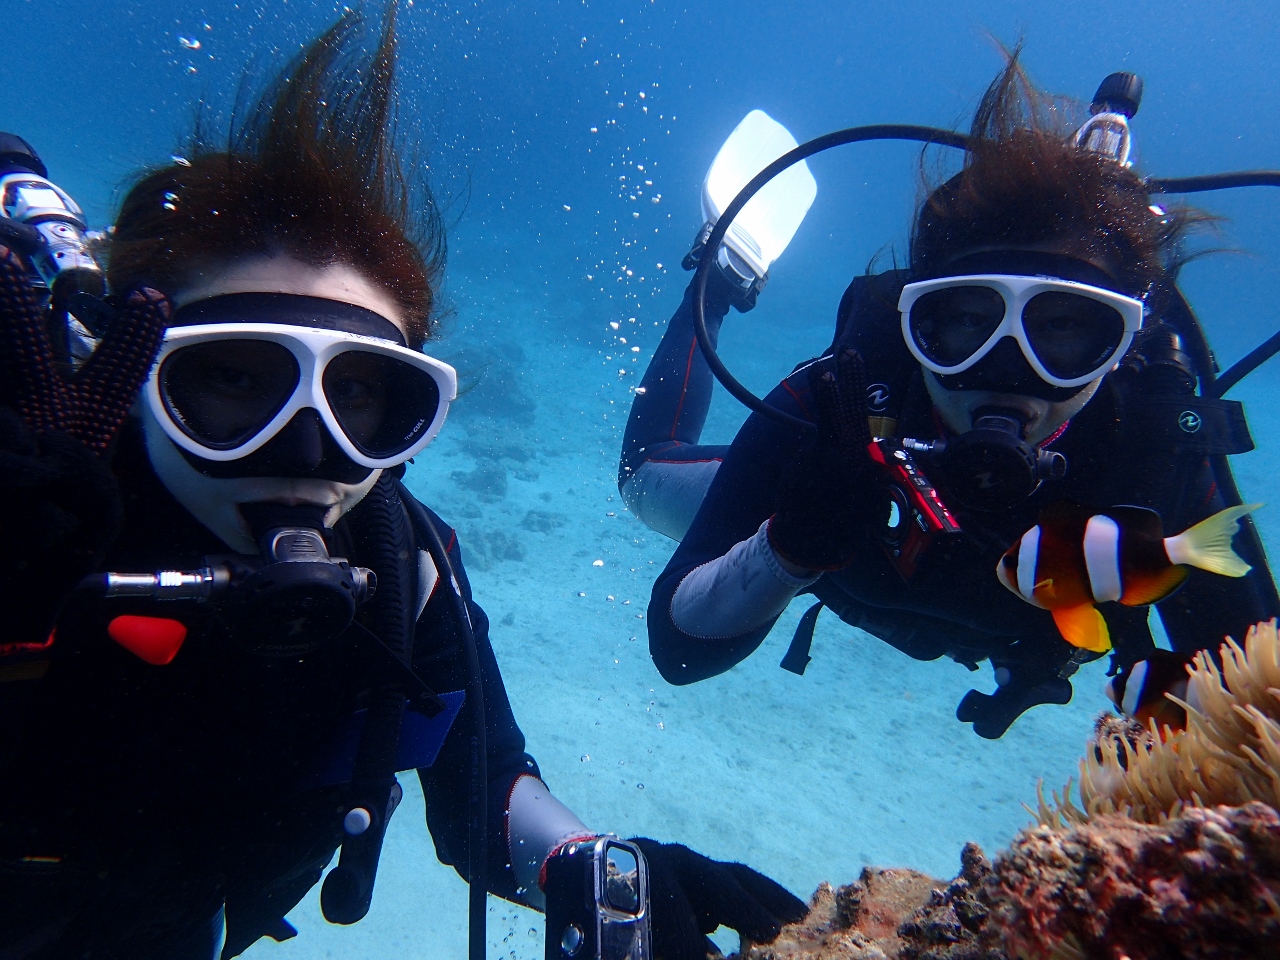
997,500 -> 1260,653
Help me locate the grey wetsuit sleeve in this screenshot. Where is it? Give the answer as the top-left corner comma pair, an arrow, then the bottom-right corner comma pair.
670,520 -> 820,640
506,774 -> 594,910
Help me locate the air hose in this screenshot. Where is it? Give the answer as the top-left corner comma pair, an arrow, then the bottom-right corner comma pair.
691,124 -> 967,432
321,474 -> 415,925
399,484 -> 490,960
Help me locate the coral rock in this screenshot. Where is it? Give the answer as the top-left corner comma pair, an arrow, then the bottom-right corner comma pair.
987,802 -> 1280,960
739,849 -> 1010,960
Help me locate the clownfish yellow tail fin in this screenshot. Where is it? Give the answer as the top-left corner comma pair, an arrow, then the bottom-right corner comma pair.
1163,504 -> 1261,578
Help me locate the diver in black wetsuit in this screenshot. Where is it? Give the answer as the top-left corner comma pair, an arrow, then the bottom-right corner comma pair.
621,56 -> 1278,739
0,9 -> 806,959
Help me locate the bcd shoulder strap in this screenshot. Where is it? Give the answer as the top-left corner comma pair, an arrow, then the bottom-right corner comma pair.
1123,394 -> 1254,456
831,269 -> 916,437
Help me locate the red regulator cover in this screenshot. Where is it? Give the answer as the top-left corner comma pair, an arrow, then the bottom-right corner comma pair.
107,615 -> 188,666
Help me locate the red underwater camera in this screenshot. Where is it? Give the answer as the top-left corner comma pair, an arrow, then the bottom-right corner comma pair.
866,438 -> 962,580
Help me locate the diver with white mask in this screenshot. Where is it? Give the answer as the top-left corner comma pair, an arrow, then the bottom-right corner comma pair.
0,7 -> 806,958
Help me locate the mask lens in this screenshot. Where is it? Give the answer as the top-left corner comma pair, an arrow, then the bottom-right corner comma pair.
323,350 -> 441,460
160,339 -> 299,448
907,286 -> 1006,367
1022,292 -> 1127,380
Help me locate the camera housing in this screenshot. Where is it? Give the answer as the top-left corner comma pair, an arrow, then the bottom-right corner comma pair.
544,837 -> 651,960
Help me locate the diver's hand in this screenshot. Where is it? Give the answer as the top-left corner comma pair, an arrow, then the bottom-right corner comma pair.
767,348 -> 876,571
0,244 -> 170,451
0,409 -> 125,647
630,838 -> 807,960
0,244 -> 170,647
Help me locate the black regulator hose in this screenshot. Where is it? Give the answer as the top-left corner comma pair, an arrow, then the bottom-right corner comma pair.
691,124 -> 968,431
321,475 -> 415,925
1148,170 -> 1280,194
1208,328 -> 1280,399
399,485 -> 489,960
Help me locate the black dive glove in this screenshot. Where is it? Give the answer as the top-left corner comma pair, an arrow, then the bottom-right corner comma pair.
767,348 -> 877,571
630,838 -> 808,960
0,244 -> 170,648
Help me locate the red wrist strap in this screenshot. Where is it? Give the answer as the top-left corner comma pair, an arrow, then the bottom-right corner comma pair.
537,834 -> 599,891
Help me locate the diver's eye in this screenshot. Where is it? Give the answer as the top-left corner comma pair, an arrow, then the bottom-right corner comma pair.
955,311 -> 992,330
328,377 -> 381,409
209,366 -> 257,392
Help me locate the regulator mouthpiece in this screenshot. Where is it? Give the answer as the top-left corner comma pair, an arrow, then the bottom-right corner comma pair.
85,506 -> 376,658
912,411 -> 1066,512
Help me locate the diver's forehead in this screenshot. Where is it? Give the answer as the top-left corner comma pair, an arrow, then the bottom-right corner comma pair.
171,255 -> 408,339
934,245 -> 1125,292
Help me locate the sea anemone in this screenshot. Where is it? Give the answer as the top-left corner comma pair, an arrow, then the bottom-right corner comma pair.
1036,619 -> 1280,826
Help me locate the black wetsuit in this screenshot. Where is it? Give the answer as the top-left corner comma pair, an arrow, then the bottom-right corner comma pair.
626,271 -> 1276,729
0,422 -> 538,959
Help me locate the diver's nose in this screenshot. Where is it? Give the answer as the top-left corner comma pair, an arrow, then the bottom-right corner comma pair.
268,408 -> 327,472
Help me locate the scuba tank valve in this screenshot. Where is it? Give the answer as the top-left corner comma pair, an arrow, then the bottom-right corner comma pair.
1074,72 -> 1143,167
0,133 -> 105,307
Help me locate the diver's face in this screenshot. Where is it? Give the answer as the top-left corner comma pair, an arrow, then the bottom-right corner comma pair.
169,255 -> 408,482
144,255 -> 411,552
917,245 -> 1126,443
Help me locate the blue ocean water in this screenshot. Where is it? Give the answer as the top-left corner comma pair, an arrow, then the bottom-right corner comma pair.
6,1 -> 1280,956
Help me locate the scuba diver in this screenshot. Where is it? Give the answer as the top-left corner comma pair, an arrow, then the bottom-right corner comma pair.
620,52 -> 1280,739
0,8 -> 806,959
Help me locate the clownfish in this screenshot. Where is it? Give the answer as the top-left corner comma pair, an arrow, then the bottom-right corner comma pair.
996,501 -> 1259,653
1104,649 -> 1199,733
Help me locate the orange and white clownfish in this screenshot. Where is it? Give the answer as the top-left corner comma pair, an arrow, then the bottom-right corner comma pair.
1104,649 -> 1199,733
996,501 -> 1259,654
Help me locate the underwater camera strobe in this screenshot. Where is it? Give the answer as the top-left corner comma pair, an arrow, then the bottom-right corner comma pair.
544,837 -> 652,960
